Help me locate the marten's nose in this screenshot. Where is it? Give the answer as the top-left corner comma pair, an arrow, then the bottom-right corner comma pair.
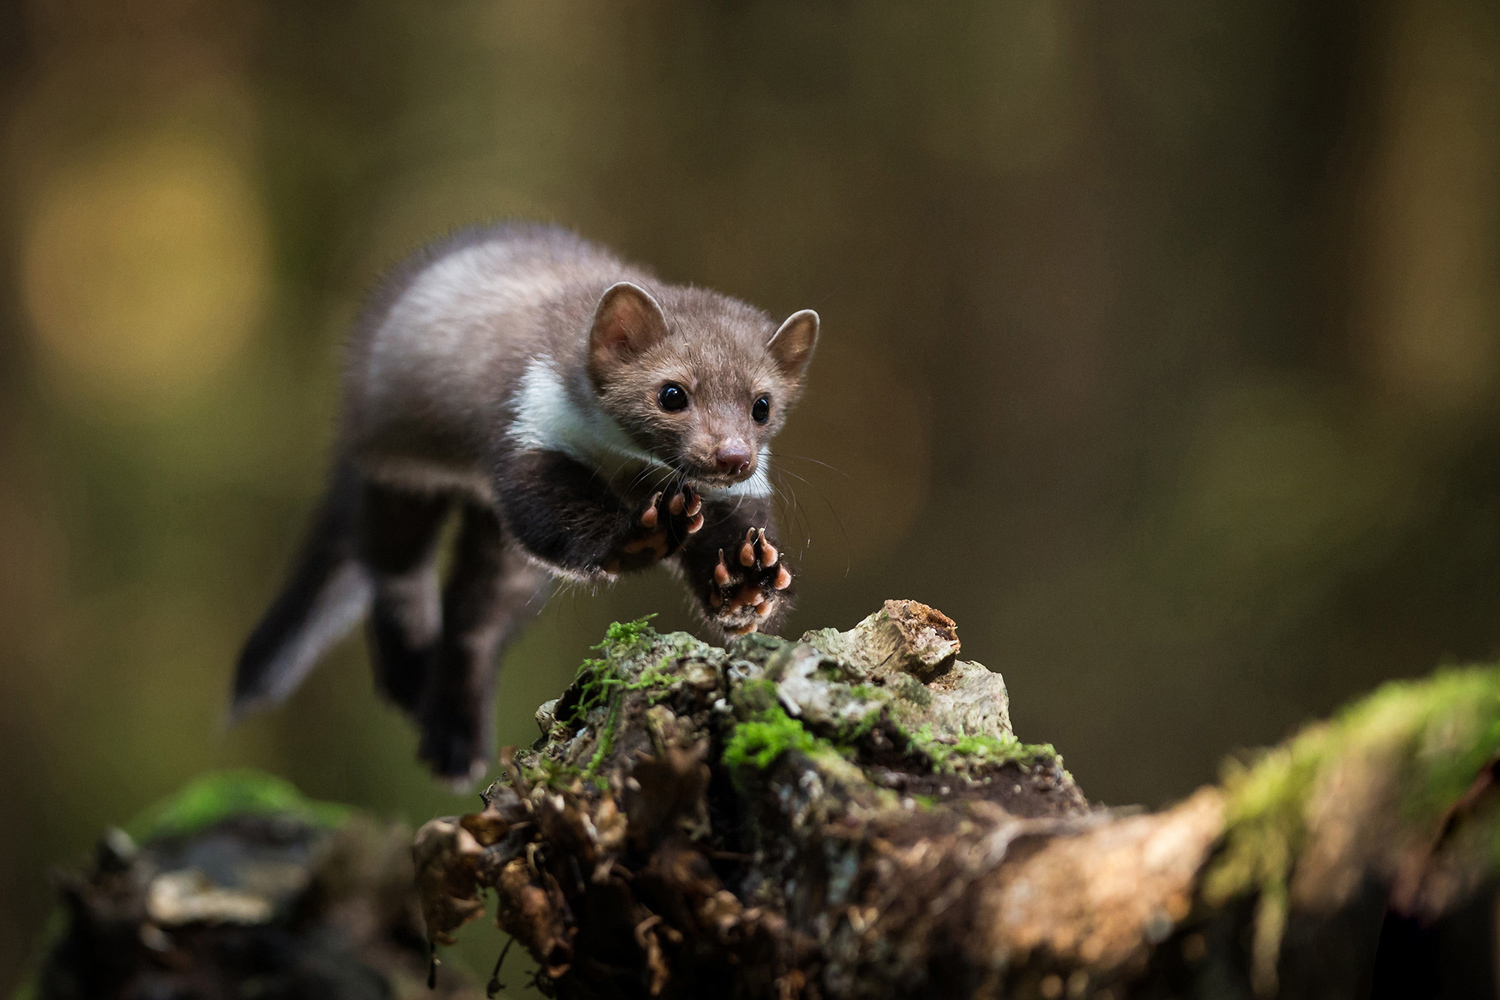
715,441 -> 753,476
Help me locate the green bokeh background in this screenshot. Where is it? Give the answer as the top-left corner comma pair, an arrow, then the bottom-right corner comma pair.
2,0 -> 1499,989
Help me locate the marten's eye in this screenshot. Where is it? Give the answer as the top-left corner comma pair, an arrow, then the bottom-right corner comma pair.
658,383 -> 689,412
752,395 -> 771,423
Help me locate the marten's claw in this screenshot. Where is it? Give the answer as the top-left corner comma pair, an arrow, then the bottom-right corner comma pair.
639,492 -> 662,528
709,526 -> 791,633
611,485 -> 701,572
756,529 -> 778,568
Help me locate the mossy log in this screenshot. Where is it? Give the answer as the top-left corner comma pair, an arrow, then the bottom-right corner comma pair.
24,771 -> 481,1000
415,601 -> 1500,999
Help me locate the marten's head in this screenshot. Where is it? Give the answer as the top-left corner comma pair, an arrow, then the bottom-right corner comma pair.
586,281 -> 818,491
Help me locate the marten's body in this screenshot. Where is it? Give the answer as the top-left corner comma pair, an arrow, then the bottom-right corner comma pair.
232,224 -> 817,782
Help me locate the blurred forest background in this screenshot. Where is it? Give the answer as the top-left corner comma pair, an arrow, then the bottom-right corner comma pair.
2,0 -> 1500,989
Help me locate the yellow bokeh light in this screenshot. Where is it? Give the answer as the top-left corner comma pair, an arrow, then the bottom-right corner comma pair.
20,135 -> 270,411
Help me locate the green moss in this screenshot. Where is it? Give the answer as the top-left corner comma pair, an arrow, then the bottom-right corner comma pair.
723,706 -> 828,769
567,658 -> 614,724
954,732 -> 1056,762
1204,664 -> 1500,963
734,677 -> 782,715
525,756 -> 584,790
603,614 -> 657,647
567,616 -> 660,720
556,617 -> 671,782
127,769 -> 349,841
840,705 -> 884,744
586,697 -> 623,779
1363,668 -> 1500,822
1210,669 -> 1500,890
620,655 -> 685,702
907,726 -> 1055,774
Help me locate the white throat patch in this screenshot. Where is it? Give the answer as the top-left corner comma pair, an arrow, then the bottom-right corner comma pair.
507,357 -> 771,500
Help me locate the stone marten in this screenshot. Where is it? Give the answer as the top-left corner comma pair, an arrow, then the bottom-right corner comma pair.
231,223 -> 819,783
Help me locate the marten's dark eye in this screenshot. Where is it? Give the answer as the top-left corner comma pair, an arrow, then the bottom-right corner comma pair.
658,383 -> 689,412
752,395 -> 771,423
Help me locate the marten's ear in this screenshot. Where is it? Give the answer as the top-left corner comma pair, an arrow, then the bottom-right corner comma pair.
589,282 -> 669,377
767,309 -> 819,380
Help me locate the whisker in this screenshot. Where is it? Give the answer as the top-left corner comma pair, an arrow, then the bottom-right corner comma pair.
768,480 -> 813,558
779,482 -> 815,560
766,453 -> 853,561
770,465 -> 851,577
624,466 -> 655,494
772,466 -> 816,489
768,451 -> 852,479
626,461 -> 671,497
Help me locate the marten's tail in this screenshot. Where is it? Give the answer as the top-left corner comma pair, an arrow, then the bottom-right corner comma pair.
231,461 -> 371,719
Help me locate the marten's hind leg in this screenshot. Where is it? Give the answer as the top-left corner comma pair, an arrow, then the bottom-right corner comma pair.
418,501 -> 552,785
359,482 -> 452,713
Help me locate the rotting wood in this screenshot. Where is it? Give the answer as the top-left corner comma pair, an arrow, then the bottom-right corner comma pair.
415,601 -> 1500,999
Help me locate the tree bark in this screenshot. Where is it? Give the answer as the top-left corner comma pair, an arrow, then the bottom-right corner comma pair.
415,601 -> 1500,999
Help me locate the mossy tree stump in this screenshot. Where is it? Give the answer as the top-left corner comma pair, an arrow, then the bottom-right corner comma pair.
415,602 -> 1500,999
27,771 -> 479,1000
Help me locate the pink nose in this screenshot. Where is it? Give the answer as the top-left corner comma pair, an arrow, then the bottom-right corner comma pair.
715,442 -> 753,476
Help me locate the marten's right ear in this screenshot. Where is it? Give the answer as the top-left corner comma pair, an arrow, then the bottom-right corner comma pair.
588,282 -> 669,380
767,309 -> 819,381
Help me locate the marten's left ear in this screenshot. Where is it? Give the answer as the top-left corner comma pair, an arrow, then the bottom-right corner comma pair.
767,309 -> 819,380
589,282 -> 669,380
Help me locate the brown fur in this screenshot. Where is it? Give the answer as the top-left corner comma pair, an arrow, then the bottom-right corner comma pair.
588,282 -> 812,488
234,222 -> 820,783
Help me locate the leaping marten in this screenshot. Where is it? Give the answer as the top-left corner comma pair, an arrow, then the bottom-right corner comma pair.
230,223 -> 819,784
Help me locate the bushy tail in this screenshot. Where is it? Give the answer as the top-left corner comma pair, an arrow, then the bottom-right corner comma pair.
231,462 -> 371,719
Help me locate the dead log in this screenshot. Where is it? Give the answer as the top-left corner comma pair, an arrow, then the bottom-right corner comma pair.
27,771 -> 481,1000
415,601 -> 1500,999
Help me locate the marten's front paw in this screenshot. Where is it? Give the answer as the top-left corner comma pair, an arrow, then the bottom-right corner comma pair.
708,528 -> 793,634
606,485 -> 703,573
